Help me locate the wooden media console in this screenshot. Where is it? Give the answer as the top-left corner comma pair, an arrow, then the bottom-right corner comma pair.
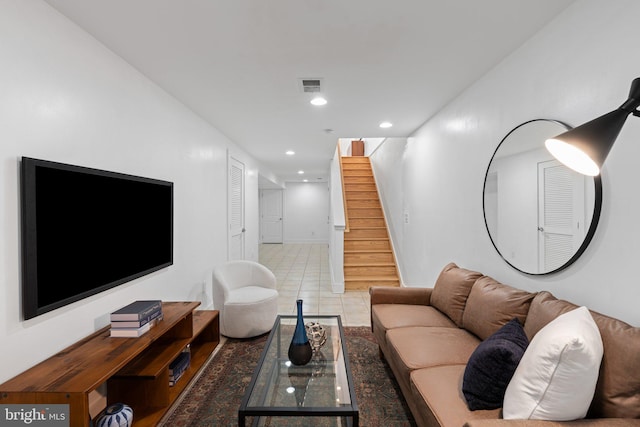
0,301 -> 220,427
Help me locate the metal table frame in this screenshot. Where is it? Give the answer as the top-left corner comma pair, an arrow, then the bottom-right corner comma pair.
238,315 -> 359,427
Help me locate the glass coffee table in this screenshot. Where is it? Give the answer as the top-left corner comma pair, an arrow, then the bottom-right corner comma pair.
238,315 -> 359,427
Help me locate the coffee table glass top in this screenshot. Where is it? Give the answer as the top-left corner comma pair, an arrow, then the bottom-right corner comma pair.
239,315 -> 358,426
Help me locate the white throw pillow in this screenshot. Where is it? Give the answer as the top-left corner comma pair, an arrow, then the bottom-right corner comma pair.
503,306 -> 603,421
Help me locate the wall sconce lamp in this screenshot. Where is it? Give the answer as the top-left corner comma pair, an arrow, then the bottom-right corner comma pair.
545,77 -> 640,176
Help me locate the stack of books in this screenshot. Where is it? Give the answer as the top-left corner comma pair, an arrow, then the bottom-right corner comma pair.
110,300 -> 163,337
169,348 -> 191,386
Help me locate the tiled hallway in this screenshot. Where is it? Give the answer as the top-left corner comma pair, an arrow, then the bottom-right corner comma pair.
259,243 -> 371,327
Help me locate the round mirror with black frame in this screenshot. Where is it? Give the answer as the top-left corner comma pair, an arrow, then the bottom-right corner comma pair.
483,119 -> 602,275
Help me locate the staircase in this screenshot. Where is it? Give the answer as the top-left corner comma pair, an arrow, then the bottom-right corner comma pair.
341,156 -> 400,290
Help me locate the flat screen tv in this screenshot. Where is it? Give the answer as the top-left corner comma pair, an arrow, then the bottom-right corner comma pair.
21,157 -> 173,320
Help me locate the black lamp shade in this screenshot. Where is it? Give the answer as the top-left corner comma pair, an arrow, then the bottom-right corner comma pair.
546,77 -> 640,176
547,108 -> 629,174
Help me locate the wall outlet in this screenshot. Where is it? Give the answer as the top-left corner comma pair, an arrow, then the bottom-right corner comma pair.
404,211 -> 410,224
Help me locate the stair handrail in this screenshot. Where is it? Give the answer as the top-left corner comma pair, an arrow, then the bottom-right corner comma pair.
337,142 -> 350,233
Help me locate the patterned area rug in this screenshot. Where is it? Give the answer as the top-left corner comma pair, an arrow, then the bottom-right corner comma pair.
160,327 -> 416,426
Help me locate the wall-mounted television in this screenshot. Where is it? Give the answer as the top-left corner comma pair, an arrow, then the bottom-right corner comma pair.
21,157 -> 173,320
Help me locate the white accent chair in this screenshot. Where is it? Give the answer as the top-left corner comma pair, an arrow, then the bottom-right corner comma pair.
212,260 -> 279,338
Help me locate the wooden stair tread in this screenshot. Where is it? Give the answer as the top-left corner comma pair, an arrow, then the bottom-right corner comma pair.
345,262 -> 396,267
345,198 -> 378,200
344,249 -> 392,253
344,276 -> 398,281
344,236 -> 388,241
347,226 -> 386,230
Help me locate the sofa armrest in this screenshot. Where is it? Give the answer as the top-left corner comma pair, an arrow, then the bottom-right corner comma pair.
369,286 -> 432,306
463,419 -> 640,427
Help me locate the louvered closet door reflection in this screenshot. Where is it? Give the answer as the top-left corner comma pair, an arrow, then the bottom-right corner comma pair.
229,156 -> 245,260
537,160 -> 585,272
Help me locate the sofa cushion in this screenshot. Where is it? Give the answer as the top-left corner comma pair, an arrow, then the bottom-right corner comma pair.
431,262 -> 483,327
523,291 -> 577,340
462,318 -> 529,410
588,310 -> 640,419
504,307 -> 603,421
387,326 -> 481,371
462,276 -> 535,340
411,365 -> 501,427
525,291 -> 640,419
386,326 -> 480,400
372,304 -> 457,359
372,304 -> 457,332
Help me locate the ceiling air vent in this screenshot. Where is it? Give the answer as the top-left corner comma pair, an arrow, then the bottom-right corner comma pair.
299,78 -> 323,93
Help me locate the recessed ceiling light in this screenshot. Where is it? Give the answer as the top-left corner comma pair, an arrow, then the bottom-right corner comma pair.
303,179 -> 308,182
298,170 -> 304,174
310,96 -> 327,106
379,121 -> 393,128
286,150 -> 295,155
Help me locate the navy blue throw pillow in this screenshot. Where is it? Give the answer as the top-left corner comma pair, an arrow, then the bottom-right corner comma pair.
462,318 -> 529,410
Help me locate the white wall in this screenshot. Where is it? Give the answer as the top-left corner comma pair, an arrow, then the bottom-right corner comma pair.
492,148 -> 550,273
283,182 -> 330,243
371,0 -> 640,326
369,137 -> 408,282
0,1 -> 265,383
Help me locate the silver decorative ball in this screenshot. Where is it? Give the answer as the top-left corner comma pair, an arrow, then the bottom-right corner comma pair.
305,322 -> 327,352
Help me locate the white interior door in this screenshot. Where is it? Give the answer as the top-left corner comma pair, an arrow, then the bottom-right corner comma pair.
260,189 -> 283,243
228,156 -> 245,260
537,160 -> 586,272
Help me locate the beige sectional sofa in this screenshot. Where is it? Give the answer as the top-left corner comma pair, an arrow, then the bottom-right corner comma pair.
370,263 -> 640,427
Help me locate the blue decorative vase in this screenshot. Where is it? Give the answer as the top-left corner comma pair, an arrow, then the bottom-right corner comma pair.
288,299 -> 312,366
95,403 -> 133,427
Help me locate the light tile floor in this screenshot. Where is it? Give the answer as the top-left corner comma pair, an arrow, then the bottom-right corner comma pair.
259,243 -> 371,327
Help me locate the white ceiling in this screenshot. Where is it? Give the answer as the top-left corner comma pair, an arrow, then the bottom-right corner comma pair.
44,0 -> 574,183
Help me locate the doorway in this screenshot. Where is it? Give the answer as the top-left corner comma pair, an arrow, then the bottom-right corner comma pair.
260,189 -> 283,243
